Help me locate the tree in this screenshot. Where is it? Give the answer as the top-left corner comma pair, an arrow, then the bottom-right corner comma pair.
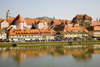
31,23 -> 35,29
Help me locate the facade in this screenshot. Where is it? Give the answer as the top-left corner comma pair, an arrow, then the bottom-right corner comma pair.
92,21 -> 100,26
25,19 -> 39,29
64,26 -> 88,38
72,14 -> 92,28
0,30 -> 7,39
93,26 -> 100,37
52,25 -> 65,38
9,29 -> 56,41
13,14 -> 27,29
67,20 -> 73,26
0,20 -> 9,29
35,20 -> 48,29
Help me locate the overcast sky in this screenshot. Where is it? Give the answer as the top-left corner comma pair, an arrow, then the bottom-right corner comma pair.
0,0 -> 100,20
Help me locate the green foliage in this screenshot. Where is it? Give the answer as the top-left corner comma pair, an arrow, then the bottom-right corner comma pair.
35,16 -> 53,20
31,23 -> 35,29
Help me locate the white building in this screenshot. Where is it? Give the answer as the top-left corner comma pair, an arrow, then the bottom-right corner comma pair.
35,20 -> 48,29
0,20 -> 9,29
9,29 -> 56,41
0,30 -> 7,39
13,14 -> 27,29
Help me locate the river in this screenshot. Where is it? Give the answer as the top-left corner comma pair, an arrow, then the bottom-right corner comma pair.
0,46 -> 100,67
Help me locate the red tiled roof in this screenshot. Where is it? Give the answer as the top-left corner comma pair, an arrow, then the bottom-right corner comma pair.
64,25 -> 88,33
0,19 -> 3,22
73,14 -> 92,20
13,14 -> 26,22
67,20 -> 72,23
9,29 -> 56,35
94,26 -> 100,30
92,21 -> 100,26
51,19 -> 68,25
25,19 -> 39,24
6,17 -> 15,24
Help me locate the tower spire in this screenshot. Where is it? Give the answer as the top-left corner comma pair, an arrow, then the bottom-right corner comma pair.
6,10 -> 11,19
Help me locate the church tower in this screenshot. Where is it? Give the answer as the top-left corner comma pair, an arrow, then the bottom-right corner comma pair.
6,10 -> 11,19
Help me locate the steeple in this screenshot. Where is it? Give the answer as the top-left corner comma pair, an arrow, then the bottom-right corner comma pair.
6,10 -> 11,19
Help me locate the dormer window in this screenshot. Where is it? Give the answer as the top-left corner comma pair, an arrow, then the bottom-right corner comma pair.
13,31 -> 15,33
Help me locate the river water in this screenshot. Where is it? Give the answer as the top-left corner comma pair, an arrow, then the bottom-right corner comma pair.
0,46 -> 100,67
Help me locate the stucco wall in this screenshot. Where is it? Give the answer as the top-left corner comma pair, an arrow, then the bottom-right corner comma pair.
15,22 -> 27,29
1,20 -> 9,29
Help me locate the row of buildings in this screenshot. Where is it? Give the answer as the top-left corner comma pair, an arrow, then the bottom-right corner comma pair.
0,10 -> 100,41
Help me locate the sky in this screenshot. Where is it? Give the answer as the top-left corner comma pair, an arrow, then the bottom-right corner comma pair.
0,0 -> 100,20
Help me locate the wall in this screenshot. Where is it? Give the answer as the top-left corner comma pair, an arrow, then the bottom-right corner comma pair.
94,31 -> 100,37
15,22 -> 27,29
1,20 -> 9,29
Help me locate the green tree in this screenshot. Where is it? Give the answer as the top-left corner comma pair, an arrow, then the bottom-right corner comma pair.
31,23 -> 35,29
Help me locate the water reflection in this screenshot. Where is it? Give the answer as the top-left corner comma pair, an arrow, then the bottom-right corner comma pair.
0,46 -> 100,67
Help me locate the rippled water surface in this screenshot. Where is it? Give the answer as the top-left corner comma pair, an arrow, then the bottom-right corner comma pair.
0,46 -> 100,67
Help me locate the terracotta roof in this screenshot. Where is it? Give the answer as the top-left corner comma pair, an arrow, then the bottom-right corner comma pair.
50,19 -> 68,26
92,21 -> 100,26
9,29 -> 56,35
0,19 -> 3,22
72,14 -> 92,24
94,26 -> 100,31
67,20 -> 72,23
13,14 -> 26,22
64,26 -> 88,33
36,20 -> 46,25
86,26 -> 94,31
6,17 -> 15,24
73,14 -> 92,20
25,19 -> 39,24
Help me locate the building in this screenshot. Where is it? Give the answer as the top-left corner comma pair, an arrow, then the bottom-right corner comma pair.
6,10 -> 11,20
0,29 -> 7,39
92,21 -> 100,26
12,14 -> 27,29
64,25 -> 88,38
9,29 -> 56,41
25,19 -> 39,29
87,21 -> 100,38
52,25 -> 65,38
93,26 -> 100,38
86,26 -> 94,37
72,14 -> 92,28
0,20 -> 9,29
34,20 -> 48,29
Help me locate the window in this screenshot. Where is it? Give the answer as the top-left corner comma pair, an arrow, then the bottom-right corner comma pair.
13,31 -> 15,33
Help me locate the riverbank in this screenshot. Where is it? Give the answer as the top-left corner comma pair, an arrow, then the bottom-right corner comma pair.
0,40 -> 100,47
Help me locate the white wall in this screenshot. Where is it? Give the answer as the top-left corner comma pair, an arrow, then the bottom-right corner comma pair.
27,24 -> 32,29
0,32 -> 7,39
1,20 -> 9,29
35,22 -> 47,29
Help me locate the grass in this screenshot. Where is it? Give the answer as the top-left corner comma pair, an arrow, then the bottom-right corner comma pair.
0,40 -> 100,47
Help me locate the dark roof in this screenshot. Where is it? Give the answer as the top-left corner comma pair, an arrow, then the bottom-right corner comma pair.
86,26 -> 94,31
53,25 -> 65,31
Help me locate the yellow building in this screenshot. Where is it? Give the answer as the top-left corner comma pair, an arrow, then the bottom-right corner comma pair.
64,25 -> 88,38
9,29 -> 56,41
72,14 -> 92,28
